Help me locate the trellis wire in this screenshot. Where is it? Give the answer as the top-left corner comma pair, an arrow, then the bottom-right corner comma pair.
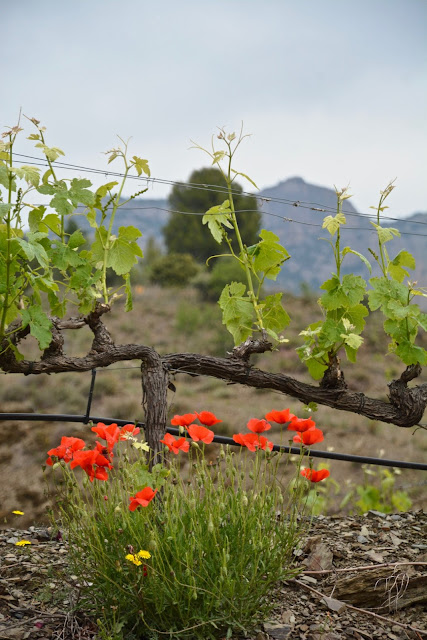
12,152 -> 427,233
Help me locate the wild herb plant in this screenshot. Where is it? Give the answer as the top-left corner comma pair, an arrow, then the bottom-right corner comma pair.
48,410 -> 327,639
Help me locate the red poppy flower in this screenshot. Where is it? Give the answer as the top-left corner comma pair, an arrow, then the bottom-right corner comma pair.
300,468 -> 330,483
265,409 -> 296,424
196,411 -> 222,426
129,487 -> 158,511
293,428 -> 324,446
46,436 -> 86,466
287,417 -> 316,433
170,413 -> 197,427
119,424 -> 141,440
94,440 -> 114,462
187,424 -> 215,444
160,433 -> 190,454
70,448 -> 112,482
232,433 -> 273,452
91,423 -> 121,451
247,418 -> 271,434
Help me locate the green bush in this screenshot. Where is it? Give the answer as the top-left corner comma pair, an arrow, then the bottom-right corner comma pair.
52,429 -> 305,639
149,253 -> 199,288
195,259 -> 247,302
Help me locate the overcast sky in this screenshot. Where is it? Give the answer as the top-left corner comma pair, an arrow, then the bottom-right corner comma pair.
2,0 -> 426,216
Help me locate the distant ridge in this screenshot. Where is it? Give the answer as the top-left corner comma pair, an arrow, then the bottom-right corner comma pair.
77,178 -> 427,294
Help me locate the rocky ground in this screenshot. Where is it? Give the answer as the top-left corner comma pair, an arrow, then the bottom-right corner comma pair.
0,511 -> 426,640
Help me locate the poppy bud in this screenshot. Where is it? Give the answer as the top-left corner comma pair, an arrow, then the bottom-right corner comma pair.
242,494 -> 248,507
208,516 -> 214,533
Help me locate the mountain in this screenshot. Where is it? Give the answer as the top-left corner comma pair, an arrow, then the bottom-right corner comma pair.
76,179 -> 426,294
257,178 -> 427,294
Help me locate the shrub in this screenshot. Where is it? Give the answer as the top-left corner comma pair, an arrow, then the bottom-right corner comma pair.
47,410 -> 331,639
195,259 -> 247,302
149,253 -> 199,288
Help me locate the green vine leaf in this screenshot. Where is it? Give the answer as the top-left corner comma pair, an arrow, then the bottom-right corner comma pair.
320,274 -> 366,310
16,233 -> 50,269
0,164 -> 16,191
322,212 -> 346,236
68,229 -> 86,249
306,357 -> 327,380
12,165 -> 41,187
260,293 -> 290,336
0,203 -> 12,219
388,250 -> 416,283
202,200 -> 233,244
131,156 -> 150,177
248,230 -> 290,281
218,282 -> 254,345
343,304 -> 369,333
108,226 -> 143,275
394,341 -> 427,366
21,305 -> 52,350
341,333 -> 363,350
369,222 -> 400,244
34,143 -> 65,163
368,277 -> 408,314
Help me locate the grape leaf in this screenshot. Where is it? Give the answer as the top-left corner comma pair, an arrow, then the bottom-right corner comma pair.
341,333 -> 363,350
344,344 -> 358,363
34,143 -> 65,162
68,229 -> 86,249
202,200 -> 233,244
132,156 -> 150,177
20,165 -> 41,187
51,243 -> 86,271
388,250 -> 416,283
368,277 -> 408,314
395,341 -> 427,366
306,358 -> 327,380
16,233 -> 50,269
343,304 -> 369,333
21,305 -> 52,350
417,313 -> 427,331
218,282 -> 254,344
322,212 -> 346,236
260,293 -> 290,334
321,274 -> 366,310
108,228 -> 143,275
250,230 -> 290,281
370,222 -> 400,244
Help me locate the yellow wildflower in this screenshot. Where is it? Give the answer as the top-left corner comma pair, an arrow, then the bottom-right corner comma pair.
15,540 -> 31,546
125,553 -> 142,566
12,510 -> 24,515
136,550 -> 151,559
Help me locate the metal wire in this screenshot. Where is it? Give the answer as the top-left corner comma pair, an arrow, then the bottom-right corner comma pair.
12,152 -> 427,231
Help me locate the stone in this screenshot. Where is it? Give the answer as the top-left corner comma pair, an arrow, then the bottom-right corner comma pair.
321,596 -> 347,614
263,622 -> 292,639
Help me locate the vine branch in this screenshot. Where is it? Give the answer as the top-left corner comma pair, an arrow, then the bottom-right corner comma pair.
0,315 -> 426,429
